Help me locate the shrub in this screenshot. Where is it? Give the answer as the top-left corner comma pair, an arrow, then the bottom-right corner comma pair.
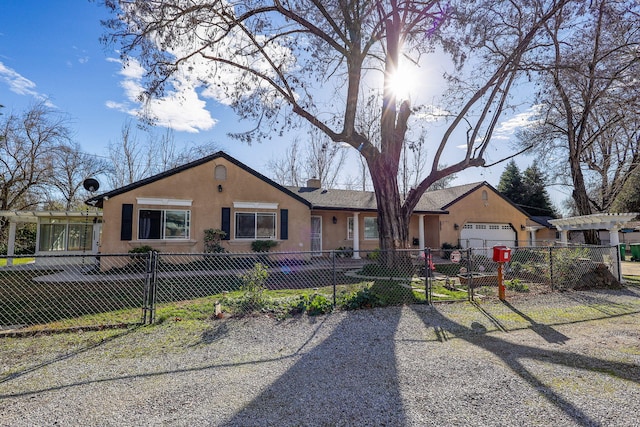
550,247 -> 590,290
128,245 -> 155,254
335,247 -> 353,258
204,228 -> 227,253
306,294 -> 334,315
504,278 -> 529,292
251,240 -> 278,252
338,287 -> 383,310
236,262 -> 269,312
366,248 -> 381,260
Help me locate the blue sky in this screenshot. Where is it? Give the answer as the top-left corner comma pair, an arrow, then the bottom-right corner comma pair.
0,1 -> 568,209
0,1 -> 250,159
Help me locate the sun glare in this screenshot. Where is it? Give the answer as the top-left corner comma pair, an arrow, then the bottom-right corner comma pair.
386,64 -> 418,101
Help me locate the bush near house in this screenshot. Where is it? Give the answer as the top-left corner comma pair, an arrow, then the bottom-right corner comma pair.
251,240 -> 278,252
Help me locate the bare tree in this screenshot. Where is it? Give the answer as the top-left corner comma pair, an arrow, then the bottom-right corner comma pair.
267,139 -> 303,186
107,119 -> 153,188
305,130 -> 348,188
107,119 -> 221,188
0,102 -> 70,212
104,0 -> 572,259
520,0 -> 640,242
48,142 -> 109,210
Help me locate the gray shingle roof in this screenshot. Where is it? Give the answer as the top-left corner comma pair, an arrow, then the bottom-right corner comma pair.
286,181 -> 487,213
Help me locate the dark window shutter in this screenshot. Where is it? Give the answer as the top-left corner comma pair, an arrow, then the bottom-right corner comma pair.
121,204 -> 133,241
280,209 -> 288,240
221,207 -> 231,240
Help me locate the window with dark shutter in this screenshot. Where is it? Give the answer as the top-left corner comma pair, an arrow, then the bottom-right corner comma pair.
280,209 -> 288,240
221,207 -> 231,240
121,204 -> 133,241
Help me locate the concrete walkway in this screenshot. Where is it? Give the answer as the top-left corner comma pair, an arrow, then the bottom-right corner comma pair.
621,261 -> 640,276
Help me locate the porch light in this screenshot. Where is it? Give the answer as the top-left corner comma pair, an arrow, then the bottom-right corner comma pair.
454,223 -> 459,230
218,184 -> 223,192
332,216 -> 337,224
521,225 -> 526,231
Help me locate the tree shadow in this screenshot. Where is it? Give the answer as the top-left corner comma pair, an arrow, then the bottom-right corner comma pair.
500,300 -> 570,344
0,326 -> 139,385
222,307 -> 407,426
409,304 -> 640,426
0,309 -> 408,426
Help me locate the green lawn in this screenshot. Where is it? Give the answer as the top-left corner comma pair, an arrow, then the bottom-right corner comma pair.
0,258 -> 35,267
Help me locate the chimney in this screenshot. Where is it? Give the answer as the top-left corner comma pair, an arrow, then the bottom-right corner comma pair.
306,178 -> 321,189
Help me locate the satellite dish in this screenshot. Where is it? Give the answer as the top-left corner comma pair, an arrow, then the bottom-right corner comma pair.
83,178 -> 100,193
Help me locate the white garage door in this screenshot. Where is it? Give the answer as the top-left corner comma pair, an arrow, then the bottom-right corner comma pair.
459,223 -> 516,248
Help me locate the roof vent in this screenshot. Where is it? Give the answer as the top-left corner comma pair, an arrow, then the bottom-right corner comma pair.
306,178 -> 321,189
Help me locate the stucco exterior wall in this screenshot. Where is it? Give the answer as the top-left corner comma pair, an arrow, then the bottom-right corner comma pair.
99,157 -> 310,254
438,185 -> 529,247
313,211 -> 442,254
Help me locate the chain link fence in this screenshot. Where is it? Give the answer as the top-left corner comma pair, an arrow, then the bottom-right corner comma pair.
0,245 -> 623,334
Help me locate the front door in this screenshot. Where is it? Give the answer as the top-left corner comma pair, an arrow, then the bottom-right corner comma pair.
311,216 -> 322,256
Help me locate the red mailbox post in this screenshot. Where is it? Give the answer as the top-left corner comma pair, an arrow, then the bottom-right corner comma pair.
492,246 -> 512,300
492,246 -> 512,263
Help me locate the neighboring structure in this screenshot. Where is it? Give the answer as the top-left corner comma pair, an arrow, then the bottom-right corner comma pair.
549,213 -> 639,247
525,216 -> 558,246
84,151 -> 533,256
0,210 -> 102,265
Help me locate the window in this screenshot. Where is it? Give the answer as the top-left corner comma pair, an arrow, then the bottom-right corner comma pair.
463,224 -> 473,230
215,164 -> 227,180
235,212 -> 276,239
364,217 -> 378,240
39,219 -> 92,252
482,190 -> 488,201
138,209 -> 190,240
347,217 -> 354,240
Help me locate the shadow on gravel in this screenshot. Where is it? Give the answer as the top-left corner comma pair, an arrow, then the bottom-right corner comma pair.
0,326 -> 139,385
222,307 -> 407,426
409,304 -> 640,426
500,301 -> 570,344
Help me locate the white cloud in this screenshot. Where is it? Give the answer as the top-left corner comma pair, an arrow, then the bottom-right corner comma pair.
0,61 -> 54,106
493,105 -> 544,140
0,61 -> 38,96
107,57 -> 217,133
107,11 -> 297,133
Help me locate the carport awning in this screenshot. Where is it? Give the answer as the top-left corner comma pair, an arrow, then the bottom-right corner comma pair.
0,210 -> 103,223
549,213 -> 638,247
548,213 -> 638,231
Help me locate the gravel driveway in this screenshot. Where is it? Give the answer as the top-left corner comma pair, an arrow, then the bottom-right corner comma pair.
1,287 -> 640,426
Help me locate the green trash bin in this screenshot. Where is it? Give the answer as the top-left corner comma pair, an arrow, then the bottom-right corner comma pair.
620,244 -> 626,260
630,244 -> 640,261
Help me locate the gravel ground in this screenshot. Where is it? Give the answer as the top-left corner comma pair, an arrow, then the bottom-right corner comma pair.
1,287 -> 640,427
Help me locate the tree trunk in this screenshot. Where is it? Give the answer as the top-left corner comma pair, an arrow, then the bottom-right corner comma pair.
570,158 -> 601,245
368,154 -> 413,272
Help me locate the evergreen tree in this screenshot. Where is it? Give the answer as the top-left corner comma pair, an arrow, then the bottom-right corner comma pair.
498,160 -> 558,217
522,162 -> 558,217
497,160 -> 525,206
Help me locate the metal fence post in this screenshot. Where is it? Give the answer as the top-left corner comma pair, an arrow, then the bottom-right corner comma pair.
425,248 -> 432,305
549,246 -> 554,291
149,251 -> 158,324
142,251 -> 158,325
615,245 -> 622,283
467,248 -> 473,299
142,251 -> 152,324
331,250 -> 337,307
